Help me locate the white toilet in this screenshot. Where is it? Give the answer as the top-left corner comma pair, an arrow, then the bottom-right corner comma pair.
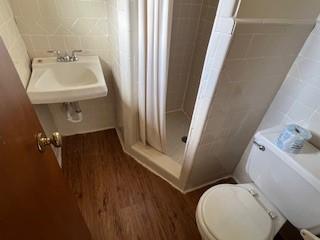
196,128 -> 320,240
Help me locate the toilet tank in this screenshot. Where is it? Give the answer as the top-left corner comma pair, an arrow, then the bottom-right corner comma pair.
246,127 -> 320,234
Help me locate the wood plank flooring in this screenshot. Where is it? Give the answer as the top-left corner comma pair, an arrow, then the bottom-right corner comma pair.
62,129 -> 302,240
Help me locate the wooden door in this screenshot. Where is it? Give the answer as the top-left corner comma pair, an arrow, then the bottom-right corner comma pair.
0,38 -> 92,240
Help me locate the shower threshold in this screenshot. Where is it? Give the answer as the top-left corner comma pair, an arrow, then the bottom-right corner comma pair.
131,142 -> 182,186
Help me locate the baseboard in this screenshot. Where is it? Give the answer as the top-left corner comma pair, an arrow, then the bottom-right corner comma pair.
231,175 -> 241,184
62,126 -> 116,136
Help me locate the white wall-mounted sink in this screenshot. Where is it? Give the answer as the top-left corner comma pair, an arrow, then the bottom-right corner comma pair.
27,56 -> 108,104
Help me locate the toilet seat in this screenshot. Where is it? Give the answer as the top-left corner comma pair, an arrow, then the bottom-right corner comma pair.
196,184 -> 274,240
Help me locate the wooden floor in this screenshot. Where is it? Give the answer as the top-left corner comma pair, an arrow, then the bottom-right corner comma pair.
62,129 -> 302,240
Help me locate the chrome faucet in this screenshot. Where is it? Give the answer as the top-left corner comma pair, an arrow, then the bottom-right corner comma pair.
47,50 -> 82,62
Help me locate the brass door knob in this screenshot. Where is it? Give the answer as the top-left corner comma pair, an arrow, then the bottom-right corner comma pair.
37,132 -> 62,152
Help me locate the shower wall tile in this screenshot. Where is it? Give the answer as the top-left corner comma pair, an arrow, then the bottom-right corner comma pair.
199,21 -> 313,178
183,0 -> 219,117
166,0 -> 204,112
167,0 -> 219,113
0,0 -> 30,88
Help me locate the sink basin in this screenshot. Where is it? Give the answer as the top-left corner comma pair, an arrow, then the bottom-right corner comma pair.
27,56 -> 108,104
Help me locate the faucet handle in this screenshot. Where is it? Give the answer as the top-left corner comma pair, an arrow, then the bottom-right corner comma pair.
72,49 -> 82,56
72,49 -> 82,54
71,50 -> 82,61
47,50 -> 61,56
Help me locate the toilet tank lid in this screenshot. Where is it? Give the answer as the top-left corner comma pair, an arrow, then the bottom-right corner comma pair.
255,127 -> 320,193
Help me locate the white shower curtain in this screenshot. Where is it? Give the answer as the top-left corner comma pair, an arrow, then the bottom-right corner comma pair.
138,0 -> 173,153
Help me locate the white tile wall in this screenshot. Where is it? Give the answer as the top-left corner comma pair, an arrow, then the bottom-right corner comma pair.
106,0 -> 133,141
234,23 -> 320,182
0,0 -> 30,87
190,21 -> 313,187
107,0 -> 122,132
9,0 -> 110,61
237,0 -> 320,20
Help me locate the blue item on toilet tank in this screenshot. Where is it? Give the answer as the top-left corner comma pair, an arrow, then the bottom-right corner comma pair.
276,124 -> 312,154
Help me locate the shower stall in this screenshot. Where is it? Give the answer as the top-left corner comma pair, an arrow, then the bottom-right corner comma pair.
123,0 -> 226,189
114,0 -> 319,192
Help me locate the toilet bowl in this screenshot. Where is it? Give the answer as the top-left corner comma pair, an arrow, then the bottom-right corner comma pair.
196,127 -> 320,239
196,183 -> 285,240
